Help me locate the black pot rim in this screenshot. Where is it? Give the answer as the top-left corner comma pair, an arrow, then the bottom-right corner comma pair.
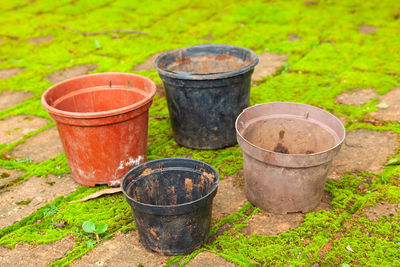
121,157 -> 219,214
154,44 -> 259,80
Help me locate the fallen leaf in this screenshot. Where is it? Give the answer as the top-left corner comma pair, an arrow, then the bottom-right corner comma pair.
94,39 -> 101,49
376,103 -> 388,109
69,187 -> 122,203
53,220 -> 68,228
111,34 -> 120,39
346,245 -> 355,253
387,157 -> 400,166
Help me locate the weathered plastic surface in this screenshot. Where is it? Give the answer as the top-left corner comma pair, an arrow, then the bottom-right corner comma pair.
121,158 -> 219,255
236,102 -> 345,214
154,44 -> 258,149
41,72 -> 156,186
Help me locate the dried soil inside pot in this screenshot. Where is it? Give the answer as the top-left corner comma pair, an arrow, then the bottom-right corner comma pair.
167,54 -> 249,74
243,117 -> 337,154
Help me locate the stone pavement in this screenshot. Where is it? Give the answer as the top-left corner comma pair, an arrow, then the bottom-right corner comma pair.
1,0 -> 400,266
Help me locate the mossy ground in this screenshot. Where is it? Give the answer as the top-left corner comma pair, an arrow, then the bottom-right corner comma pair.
0,0 -> 400,266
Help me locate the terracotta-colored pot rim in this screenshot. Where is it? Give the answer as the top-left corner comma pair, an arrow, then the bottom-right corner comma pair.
235,102 -> 346,158
41,72 -> 156,119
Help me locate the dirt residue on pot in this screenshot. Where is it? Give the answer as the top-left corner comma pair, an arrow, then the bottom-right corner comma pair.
140,168 -> 153,176
202,171 -> 216,183
243,117 -> 336,154
129,165 -> 217,207
168,54 -> 248,74
149,228 -> 160,240
169,186 -> 177,205
185,178 -> 193,192
175,56 -> 192,65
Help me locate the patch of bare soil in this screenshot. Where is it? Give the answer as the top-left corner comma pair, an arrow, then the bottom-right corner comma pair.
288,34 -> 302,41
0,175 -> 79,228
370,87 -> 400,121
156,82 -> 165,97
0,68 -> 24,80
243,211 -> 304,236
252,52 -> 288,81
359,25 -> 377,34
318,232 -> 343,259
328,129 -> 399,180
312,191 -> 332,211
0,90 -> 34,110
70,231 -> 169,267
0,234 -> 75,267
186,252 -> 234,267
335,88 -> 379,106
304,1 -> 317,5
212,172 -> 247,220
45,64 -> 98,84
0,168 -> 24,188
0,39 -> 3,45
28,35 -> 54,44
364,202 -> 400,222
0,115 -> 49,145
132,53 -> 161,71
338,116 -> 348,126
11,126 -> 64,162
199,34 -> 213,41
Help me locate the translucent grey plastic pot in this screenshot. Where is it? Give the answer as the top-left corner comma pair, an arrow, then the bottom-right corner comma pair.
236,102 -> 345,214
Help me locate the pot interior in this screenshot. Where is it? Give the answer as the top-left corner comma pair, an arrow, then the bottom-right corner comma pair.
243,117 -> 338,154
158,46 -> 256,75
126,169 -> 217,206
52,86 -> 147,113
167,55 -> 248,74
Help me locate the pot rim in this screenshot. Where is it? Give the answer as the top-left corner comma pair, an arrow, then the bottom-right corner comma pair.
121,157 -> 219,211
41,72 -> 156,119
235,102 -> 346,158
154,44 -> 259,80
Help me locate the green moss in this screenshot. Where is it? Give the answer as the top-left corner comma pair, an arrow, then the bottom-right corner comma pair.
1,0 -> 400,265
15,199 -> 32,205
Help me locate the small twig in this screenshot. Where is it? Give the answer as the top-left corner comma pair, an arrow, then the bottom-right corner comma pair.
0,34 -> 19,40
150,116 -> 169,120
95,233 -> 100,243
328,39 -> 340,53
83,29 -> 148,36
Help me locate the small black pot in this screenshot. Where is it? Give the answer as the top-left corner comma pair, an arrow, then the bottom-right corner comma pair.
121,158 -> 219,255
154,44 -> 259,149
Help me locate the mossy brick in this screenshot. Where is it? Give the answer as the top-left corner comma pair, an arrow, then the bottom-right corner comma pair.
0,0 -> 400,265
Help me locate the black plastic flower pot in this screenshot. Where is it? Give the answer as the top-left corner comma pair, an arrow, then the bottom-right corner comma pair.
154,44 -> 259,149
121,158 -> 219,255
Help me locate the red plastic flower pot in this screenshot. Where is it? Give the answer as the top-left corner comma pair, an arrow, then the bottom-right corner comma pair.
41,72 -> 156,186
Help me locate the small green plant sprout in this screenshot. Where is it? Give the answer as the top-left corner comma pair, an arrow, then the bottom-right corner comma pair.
82,221 -> 108,243
16,157 -> 33,164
